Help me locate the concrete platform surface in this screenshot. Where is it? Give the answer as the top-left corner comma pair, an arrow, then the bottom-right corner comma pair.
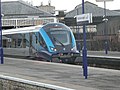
0,57 -> 120,90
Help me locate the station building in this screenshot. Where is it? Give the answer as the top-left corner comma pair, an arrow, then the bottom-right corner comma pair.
1,0 -> 56,29
1,0 -> 54,18
35,1 -> 55,14
64,1 -> 120,51
1,1 -> 120,51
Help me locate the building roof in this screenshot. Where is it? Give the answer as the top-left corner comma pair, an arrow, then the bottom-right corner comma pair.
1,0 -> 54,18
65,1 -> 120,18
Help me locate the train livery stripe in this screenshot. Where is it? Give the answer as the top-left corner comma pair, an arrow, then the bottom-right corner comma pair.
39,28 -> 55,52
70,31 -> 76,47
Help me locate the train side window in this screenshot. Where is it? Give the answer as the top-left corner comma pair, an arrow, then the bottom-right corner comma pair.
36,38 -> 38,44
25,33 -> 30,47
2,35 -> 12,48
35,34 -> 38,44
18,39 -> 22,47
2,36 -> 9,48
20,33 -> 26,48
39,33 -> 47,49
36,32 -> 40,44
32,32 -> 38,44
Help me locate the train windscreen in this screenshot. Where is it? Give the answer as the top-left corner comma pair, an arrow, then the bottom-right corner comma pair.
50,30 -> 71,45
43,23 -> 72,46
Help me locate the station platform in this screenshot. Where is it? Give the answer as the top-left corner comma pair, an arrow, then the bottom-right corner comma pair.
0,57 -> 120,90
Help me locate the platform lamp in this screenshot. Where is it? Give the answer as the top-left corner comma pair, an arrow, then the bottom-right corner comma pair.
96,0 -> 113,54
0,0 -> 4,64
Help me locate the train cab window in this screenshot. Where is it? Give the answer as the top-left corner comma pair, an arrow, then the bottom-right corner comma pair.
43,23 -> 72,46
49,30 -> 71,46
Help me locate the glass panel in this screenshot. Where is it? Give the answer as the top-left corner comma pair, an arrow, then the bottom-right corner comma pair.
50,30 -> 71,45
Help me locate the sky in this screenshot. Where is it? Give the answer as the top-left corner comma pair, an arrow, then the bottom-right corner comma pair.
1,0 -> 120,12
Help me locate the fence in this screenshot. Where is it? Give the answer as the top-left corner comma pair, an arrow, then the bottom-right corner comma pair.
2,17 -> 57,27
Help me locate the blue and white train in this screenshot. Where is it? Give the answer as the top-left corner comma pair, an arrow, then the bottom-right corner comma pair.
2,23 -> 80,63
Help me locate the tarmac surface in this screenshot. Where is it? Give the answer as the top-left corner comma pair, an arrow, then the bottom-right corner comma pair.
0,57 -> 120,90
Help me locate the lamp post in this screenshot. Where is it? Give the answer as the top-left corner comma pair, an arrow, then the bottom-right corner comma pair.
82,0 -> 88,79
96,0 -> 113,54
103,1 -> 109,54
0,0 -> 4,64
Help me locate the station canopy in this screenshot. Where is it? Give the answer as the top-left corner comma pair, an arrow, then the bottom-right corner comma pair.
1,0 -> 54,18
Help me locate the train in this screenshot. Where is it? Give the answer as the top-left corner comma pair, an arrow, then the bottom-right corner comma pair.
2,23 -> 80,63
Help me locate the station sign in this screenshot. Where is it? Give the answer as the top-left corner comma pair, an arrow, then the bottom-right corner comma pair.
75,13 -> 92,25
96,0 -> 113,2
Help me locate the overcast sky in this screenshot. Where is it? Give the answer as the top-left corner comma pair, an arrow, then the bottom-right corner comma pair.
1,0 -> 120,11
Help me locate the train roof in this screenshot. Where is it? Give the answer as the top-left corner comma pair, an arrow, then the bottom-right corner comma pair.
2,25 -> 43,35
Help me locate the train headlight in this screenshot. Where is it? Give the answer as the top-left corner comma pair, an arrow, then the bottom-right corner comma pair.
71,48 -> 74,51
50,46 -> 57,52
54,48 -> 57,51
71,46 -> 76,51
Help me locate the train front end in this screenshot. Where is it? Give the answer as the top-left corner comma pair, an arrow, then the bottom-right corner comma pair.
39,23 -> 80,63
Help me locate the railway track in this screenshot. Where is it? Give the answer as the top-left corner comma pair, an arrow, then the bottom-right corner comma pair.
75,56 -> 120,70
4,54 -> 120,70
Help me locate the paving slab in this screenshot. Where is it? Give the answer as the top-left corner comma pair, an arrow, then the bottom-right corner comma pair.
0,57 -> 120,90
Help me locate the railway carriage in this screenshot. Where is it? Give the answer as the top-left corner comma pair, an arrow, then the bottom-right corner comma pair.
2,23 -> 80,63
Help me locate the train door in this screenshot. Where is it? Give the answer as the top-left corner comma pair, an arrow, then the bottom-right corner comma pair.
28,32 -> 47,57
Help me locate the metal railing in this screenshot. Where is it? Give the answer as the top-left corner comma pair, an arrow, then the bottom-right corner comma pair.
69,25 -> 97,33
2,17 -> 58,27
